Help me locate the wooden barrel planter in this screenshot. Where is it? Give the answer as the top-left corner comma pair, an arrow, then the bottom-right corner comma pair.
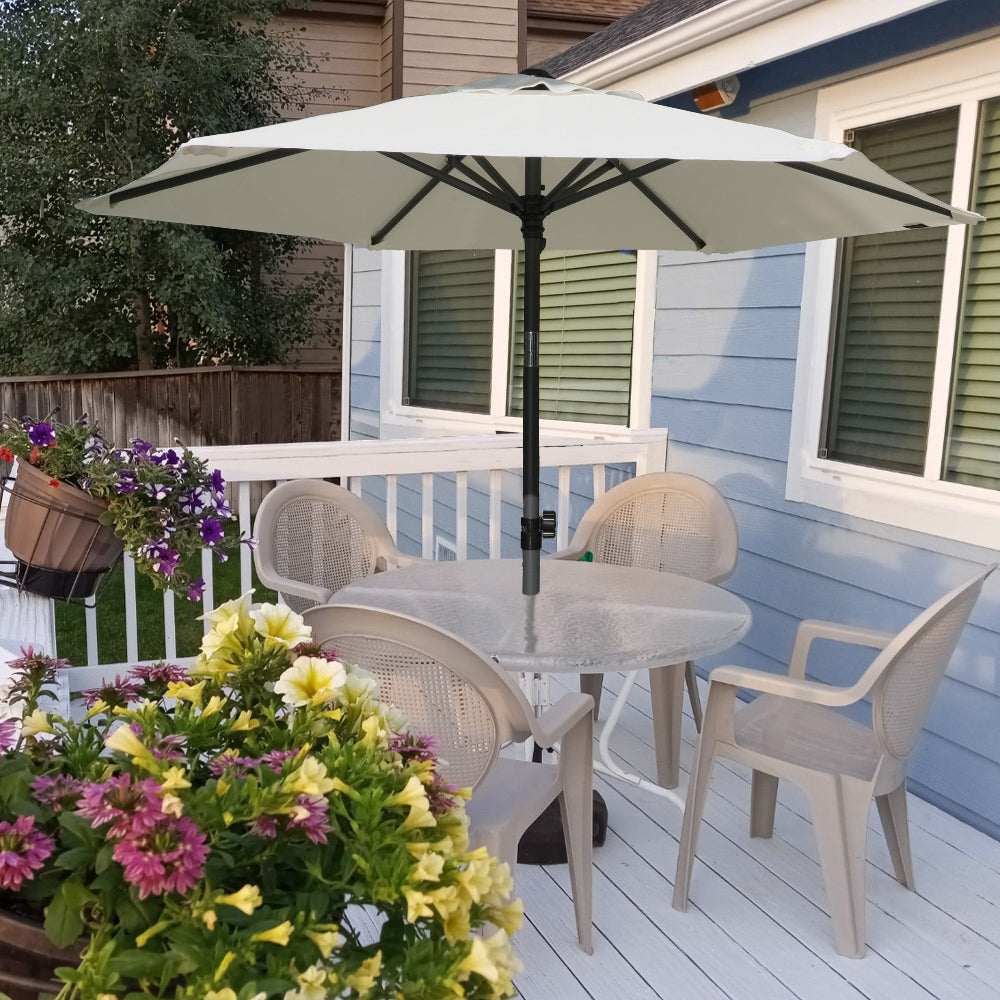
3,462 -> 123,600
0,910 -> 81,1000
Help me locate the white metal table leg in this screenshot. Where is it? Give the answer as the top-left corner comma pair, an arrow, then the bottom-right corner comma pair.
593,669 -> 685,812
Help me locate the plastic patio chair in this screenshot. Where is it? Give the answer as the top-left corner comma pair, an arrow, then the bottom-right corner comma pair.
253,480 -> 425,613
301,603 -> 595,953
672,564 -> 996,958
554,471 -> 738,787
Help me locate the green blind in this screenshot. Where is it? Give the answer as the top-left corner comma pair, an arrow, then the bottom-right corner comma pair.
407,250 -> 495,413
508,250 -> 636,425
824,108 -> 959,473
944,97 -> 1000,489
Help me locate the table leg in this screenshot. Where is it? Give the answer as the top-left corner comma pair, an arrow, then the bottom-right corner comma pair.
594,669 -> 685,812
650,663 -> 684,789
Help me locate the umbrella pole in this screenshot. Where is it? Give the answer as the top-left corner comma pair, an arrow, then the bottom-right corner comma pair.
521,157 -> 545,597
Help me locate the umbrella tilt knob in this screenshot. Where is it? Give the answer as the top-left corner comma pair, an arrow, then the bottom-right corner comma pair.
521,511 -> 557,550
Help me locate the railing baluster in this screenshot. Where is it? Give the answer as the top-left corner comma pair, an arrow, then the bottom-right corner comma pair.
200,549 -> 213,632
456,472 -> 468,560
557,465 -> 571,550
489,469 -> 502,559
421,473 -> 434,559
85,601 -> 99,666
386,475 -> 398,541
238,483 -> 252,594
163,589 -> 177,661
593,463 -> 605,502
124,554 -> 139,664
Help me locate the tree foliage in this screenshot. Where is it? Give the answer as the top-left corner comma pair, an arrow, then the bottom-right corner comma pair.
0,0 -> 338,374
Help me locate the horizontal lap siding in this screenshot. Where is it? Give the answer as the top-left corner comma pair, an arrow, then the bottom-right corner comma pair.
653,235 -> 1000,838
402,0 -> 518,95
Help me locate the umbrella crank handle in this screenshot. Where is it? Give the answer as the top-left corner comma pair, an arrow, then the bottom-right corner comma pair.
520,511 -> 557,550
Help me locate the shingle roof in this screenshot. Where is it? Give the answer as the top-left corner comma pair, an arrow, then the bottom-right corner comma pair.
528,0 -> 649,22
539,0 -> 729,77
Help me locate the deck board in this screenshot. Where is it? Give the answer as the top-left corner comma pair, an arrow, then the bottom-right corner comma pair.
507,671 -> 1000,1000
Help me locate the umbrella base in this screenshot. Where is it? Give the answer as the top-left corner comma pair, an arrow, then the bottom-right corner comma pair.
516,791 -> 607,865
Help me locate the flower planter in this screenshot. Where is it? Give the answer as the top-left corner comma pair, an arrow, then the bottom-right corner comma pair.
3,461 -> 122,598
0,910 -> 80,1000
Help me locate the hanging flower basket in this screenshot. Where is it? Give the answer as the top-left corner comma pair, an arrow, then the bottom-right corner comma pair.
0,909 -> 81,1000
3,461 -> 123,600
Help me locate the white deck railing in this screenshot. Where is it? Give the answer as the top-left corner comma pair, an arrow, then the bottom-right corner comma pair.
69,430 -> 667,671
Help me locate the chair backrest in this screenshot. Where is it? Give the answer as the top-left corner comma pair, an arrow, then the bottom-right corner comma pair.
569,472 -> 738,584
301,604 -> 537,790
866,565 -> 995,760
254,481 -> 400,611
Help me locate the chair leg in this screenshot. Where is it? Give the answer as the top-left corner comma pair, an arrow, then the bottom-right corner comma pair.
672,685 -> 732,911
650,664 -> 684,789
750,770 -> 779,838
685,661 -> 704,732
876,781 -> 914,890
805,775 -> 872,958
580,673 -> 603,720
558,715 -> 594,954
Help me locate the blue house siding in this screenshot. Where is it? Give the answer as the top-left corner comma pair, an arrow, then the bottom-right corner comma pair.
652,230 -> 1000,838
348,248 -> 383,441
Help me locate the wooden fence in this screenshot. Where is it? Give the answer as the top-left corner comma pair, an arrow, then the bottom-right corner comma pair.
0,365 -> 341,448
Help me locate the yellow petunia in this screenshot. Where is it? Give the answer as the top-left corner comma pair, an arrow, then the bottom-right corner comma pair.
216,884 -> 263,915
409,851 -> 445,883
229,710 -> 259,732
305,926 -> 341,958
165,679 -> 206,708
285,756 -> 337,797
199,591 -> 254,631
345,953 -> 382,996
20,710 -> 54,737
202,909 -> 217,931
274,656 -> 347,708
160,793 -> 183,818
251,920 -> 293,946
428,884 -> 470,943
484,898 -> 524,935
457,938 -> 498,984
205,990 -> 237,1000
105,724 -> 157,770
403,888 -> 435,923
251,603 -> 312,647
159,766 -> 191,791
283,964 -> 328,1000
200,695 -> 227,717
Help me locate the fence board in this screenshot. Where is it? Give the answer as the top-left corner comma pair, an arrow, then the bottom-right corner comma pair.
0,366 -> 341,448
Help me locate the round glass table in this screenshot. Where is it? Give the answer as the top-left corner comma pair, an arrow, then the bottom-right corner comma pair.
337,557 -> 752,812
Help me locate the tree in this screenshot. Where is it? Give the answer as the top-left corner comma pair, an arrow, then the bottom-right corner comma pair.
0,0 -> 338,374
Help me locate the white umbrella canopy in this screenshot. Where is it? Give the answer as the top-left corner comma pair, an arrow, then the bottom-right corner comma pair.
79,73 -> 982,593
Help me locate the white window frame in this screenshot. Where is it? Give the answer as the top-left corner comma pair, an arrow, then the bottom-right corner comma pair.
787,38 -> 1000,550
378,249 -> 656,440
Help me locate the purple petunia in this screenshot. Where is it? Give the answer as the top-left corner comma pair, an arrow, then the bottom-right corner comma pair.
26,421 -> 55,448
187,578 -> 206,602
199,518 -> 224,545
178,488 -> 206,515
147,482 -> 169,502
116,471 -> 138,494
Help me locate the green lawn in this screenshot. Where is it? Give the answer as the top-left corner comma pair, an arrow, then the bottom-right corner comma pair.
55,551 -> 278,666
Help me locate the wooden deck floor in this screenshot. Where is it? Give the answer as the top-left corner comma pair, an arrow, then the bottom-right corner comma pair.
509,672 -> 1000,1000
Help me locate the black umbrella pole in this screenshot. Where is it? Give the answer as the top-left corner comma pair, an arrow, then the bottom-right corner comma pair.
521,158 -> 544,596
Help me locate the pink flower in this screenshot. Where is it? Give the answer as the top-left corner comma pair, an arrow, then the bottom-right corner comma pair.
251,815 -> 278,839
112,816 -> 209,899
76,775 -> 164,838
0,718 -> 17,751
0,816 -> 54,890
32,774 -> 83,812
127,662 -> 189,686
288,795 -> 330,845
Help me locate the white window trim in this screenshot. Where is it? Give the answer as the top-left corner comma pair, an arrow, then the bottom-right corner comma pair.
379,248 -> 655,441
787,38 -> 1000,550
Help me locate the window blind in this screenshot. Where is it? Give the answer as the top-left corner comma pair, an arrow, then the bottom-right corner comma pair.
508,250 -> 636,425
944,97 -> 1000,489
823,108 -> 959,473
407,250 -> 495,413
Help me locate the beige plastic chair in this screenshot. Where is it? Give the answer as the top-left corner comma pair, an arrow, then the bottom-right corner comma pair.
254,480 -> 425,613
673,564 -> 996,958
301,603 -> 595,953
554,471 -> 738,787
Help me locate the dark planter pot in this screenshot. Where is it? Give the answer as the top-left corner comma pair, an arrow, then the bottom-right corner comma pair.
4,462 -> 122,599
0,910 -> 81,1000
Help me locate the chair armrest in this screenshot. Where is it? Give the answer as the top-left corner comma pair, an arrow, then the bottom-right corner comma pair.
708,664 -> 864,708
788,619 -> 893,678
390,554 -> 435,570
531,692 -> 595,746
274,579 -> 334,608
550,544 -> 591,562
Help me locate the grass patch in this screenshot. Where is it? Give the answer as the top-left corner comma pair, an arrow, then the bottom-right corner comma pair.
54,549 -> 277,666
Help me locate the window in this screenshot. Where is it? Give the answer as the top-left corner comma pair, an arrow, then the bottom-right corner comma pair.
403,248 -> 641,430
788,43 -> 1000,548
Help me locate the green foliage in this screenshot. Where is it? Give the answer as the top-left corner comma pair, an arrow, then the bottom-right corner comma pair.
0,0 -> 339,374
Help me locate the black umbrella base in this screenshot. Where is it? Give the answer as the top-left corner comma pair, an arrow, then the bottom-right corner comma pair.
517,791 -> 608,866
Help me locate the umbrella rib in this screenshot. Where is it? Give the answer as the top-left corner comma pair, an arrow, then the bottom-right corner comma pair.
379,152 -> 518,217
107,148 -> 307,206
451,159 -> 519,205
548,158 -> 678,213
372,155 -> 465,245
542,160 -> 614,210
472,157 -> 522,203
608,159 -> 706,250
780,162 -> 957,219
542,159 -> 600,206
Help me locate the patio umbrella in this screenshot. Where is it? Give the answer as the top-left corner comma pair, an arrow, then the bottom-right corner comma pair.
79,73 -> 981,595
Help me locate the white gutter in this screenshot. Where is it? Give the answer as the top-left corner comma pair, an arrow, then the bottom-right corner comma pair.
569,0 -> 947,100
